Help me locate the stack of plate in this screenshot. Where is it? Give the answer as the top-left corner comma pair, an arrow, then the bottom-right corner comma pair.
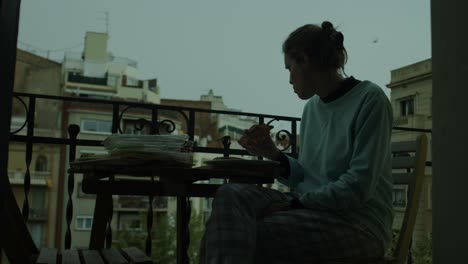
204,157 -> 280,170
102,134 -> 193,166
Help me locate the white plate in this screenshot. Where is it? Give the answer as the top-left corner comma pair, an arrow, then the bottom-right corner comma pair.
204,158 -> 280,169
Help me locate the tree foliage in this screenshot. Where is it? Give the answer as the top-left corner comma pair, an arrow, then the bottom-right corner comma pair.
115,208 -> 207,264
388,229 -> 432,264
413,233 -> 432,264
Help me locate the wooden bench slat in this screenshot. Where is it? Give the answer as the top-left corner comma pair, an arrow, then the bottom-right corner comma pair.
81,250 -> 105,264
322,257 -> 392,264
121,247 -> 152,264
392,140 -> 418,153
392,156 -> 416,169
37,248 -> 57,264
62,250 -> 81,264
101,248 -> 129,264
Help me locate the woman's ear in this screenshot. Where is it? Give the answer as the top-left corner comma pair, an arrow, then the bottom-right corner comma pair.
296,52 -> 310,66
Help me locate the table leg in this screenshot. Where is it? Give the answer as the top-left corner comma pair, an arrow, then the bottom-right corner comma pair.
176,195 -> 191,264
89,191 -> 112,250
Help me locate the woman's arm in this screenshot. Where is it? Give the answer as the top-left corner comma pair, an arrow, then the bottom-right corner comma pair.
277,154 -> 305,189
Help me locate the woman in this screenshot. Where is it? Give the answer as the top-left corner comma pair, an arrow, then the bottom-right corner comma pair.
199,21 -> 393,264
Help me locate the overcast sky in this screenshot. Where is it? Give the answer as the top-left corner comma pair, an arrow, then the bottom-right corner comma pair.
18,0 -> 431,118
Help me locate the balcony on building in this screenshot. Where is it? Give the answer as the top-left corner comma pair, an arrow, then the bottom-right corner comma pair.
114,196 -> 169,212
8,169 -> 50,186
63,41 -> 160,104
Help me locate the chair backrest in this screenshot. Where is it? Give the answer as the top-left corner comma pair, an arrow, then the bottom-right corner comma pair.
391,135 -> 428,263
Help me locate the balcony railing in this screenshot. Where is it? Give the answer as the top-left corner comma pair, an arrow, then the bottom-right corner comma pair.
121,80 -> 144,89
110,56 -> 138,68
67,72 -> 108,86
7,91 -> 432,261
394,114 -> 429,131
8,91 -> 301,256
8,170 -> 49,186
115,197 -> 168,211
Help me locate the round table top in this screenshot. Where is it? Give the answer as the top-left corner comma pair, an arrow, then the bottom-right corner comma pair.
69,157 -> 280,183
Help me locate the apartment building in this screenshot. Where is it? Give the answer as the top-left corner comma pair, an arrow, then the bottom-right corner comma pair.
387,58 -> 433,246
58,31 -> 175,249
9,49 -> 63,248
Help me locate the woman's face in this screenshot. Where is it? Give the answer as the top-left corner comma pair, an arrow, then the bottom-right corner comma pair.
284,54 -> 318,100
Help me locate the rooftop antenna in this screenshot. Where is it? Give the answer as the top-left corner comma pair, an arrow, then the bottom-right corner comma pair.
104,11 -> 109,34
97,11 -> 110,35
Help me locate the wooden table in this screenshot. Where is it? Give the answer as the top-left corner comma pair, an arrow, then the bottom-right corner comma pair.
69,158 -> 279,264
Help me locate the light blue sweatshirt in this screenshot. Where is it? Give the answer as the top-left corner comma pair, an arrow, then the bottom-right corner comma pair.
278,80 -> 394,250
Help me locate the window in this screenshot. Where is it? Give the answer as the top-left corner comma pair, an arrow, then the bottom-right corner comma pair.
400,97 -> 415,116
35,155 -> 47,172
75,216 -> 93,231
31,189 -> 46,209
148,79 -> 158,93
393,185 -> 408,209
81,119 -> 112,134
126,77 -> 139,86
118,213 -> 143,231
107,75 -> 118,87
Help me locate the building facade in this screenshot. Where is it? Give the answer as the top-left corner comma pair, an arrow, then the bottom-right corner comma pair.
387,58 -> 433,246
62,32 -> 160,103
10,49 -> 63,248
59,31 -> 171,249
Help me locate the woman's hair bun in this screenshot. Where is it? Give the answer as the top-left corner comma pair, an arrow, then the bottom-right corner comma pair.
333,32 -> 344,47
321,21 -> 334,33
334,32 -> 344,42
321,21 -> 343,47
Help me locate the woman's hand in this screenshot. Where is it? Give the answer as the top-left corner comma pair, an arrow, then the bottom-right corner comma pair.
238,124 -> 281,161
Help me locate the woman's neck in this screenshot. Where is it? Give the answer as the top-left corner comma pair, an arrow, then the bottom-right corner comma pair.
316,72 -> 344,98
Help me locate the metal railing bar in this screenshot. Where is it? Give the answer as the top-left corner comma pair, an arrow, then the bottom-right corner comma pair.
13,92 -> 301,121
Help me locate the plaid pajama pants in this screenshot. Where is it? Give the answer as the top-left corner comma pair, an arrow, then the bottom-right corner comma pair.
199,183 -> 384,264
